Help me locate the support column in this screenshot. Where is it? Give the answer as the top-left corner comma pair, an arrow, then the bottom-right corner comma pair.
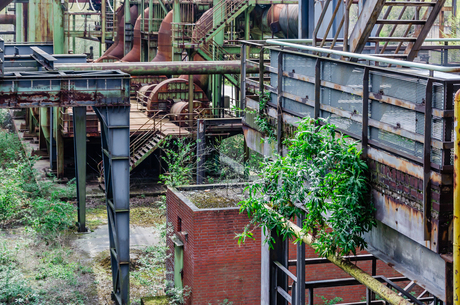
124,1 -> 133,56
188,72 -> 194,127
93,106 -> 130,305
49,107 -> 56,170
55,107 -> 65,178
299,0 -> 314,38
16,3 -> 23,42
53,0 -> 65,54
212,0 -> 224,116
296,215 -> 306,305
269,230 -> 288,305
261,227 -> 270,304
73,107 -> 87,233
172,0 -> 181,61
196,119 -> 205,184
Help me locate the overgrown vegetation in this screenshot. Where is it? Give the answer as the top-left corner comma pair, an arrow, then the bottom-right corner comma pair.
159,135 -> 264,187
131,196 -> 191,304
238,117 -> 375,258
160,137 -> 197,187
0,110 -> 97,304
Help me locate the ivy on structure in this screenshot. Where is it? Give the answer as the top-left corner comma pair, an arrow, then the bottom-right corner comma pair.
238,117 -> 376,258
254,91 -> 276,143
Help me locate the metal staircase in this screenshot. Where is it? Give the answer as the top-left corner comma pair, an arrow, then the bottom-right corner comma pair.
192,0 -> 248,47
129,114 -> 165,171
348,0 -> 446,61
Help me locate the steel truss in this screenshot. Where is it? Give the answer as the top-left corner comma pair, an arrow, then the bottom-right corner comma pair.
94,106 -> 131,305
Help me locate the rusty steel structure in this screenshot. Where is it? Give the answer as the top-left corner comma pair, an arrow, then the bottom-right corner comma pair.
240,39 -> 460,305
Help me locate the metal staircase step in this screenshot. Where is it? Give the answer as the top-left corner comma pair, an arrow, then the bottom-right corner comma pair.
384,1 -> 437,5
372,53 -> 408,57
375,20 -> 427,24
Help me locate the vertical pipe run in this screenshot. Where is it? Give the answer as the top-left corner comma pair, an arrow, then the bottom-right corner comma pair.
314,58 -> 321,119
73,107 -> 87,232
296,215 -> 306,305
423,79 -> 433,240
102,0 -> 106,46
148,0 -> 153,32
453,89 -> 460,305
49,107 -> 55,170
276,52 -> 283,155
240,44 -> 247,113
72,15 -> 76,53
124,0 -> 132,56
188,74 -> 194,127
362,68 -> 369,159
196,119 -> 205,184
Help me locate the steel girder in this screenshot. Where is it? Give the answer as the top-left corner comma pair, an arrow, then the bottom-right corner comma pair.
93,106 -> 130,305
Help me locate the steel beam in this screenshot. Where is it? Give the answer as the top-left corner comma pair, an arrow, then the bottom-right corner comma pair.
0,70 -> 130,108
93,106 -> 130,305
55,61 -> 259,75
73,106 -> 87,232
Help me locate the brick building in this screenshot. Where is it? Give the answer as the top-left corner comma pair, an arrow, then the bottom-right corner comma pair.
166,185 -> 413,305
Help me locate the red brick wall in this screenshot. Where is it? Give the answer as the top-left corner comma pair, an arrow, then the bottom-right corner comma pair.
167,187 -> 261,305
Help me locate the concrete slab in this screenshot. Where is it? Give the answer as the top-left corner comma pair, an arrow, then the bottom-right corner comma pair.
74,225 -> 160,258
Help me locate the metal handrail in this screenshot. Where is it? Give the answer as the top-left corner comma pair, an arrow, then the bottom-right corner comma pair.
129,107 -> 230,158
264,39 -> 460,73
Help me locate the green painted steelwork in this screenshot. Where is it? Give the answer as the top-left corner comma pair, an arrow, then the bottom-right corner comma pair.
171,235 -> 184,291
16,3 -> 23,42
73,106 -> 87,232
53,0 -> 65,54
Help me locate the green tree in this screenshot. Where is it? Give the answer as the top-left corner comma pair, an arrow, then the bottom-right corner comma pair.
238,117 -> 376,257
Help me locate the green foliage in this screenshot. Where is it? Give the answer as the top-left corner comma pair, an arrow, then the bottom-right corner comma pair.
160,137 -> 196,187
208,299 -> 233,305
0,130 -> 23,168
255,91 -> 276,142
0,129 -> 75,239
238,117 -> 375,257
132,197 -> 191,304
317,295 -> 343,305
0,241 -> 39,304
28,198 -> 75,239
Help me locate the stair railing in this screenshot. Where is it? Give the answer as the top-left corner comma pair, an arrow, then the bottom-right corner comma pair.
191,0 -> 245,46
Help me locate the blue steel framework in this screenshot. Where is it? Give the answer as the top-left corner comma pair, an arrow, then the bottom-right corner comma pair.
0,42 -> 132,304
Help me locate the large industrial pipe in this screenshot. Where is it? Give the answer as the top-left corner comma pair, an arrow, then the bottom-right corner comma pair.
95,4 -> 138,62
120,8 -> 149,62
0,14 -> 15,25
151,11 -> 173,62
253,4 -> 300,39
56,60 -> 259,75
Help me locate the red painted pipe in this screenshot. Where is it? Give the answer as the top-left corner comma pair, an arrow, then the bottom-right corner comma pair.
0,14 -> 15,25
95,4 -> 138,62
